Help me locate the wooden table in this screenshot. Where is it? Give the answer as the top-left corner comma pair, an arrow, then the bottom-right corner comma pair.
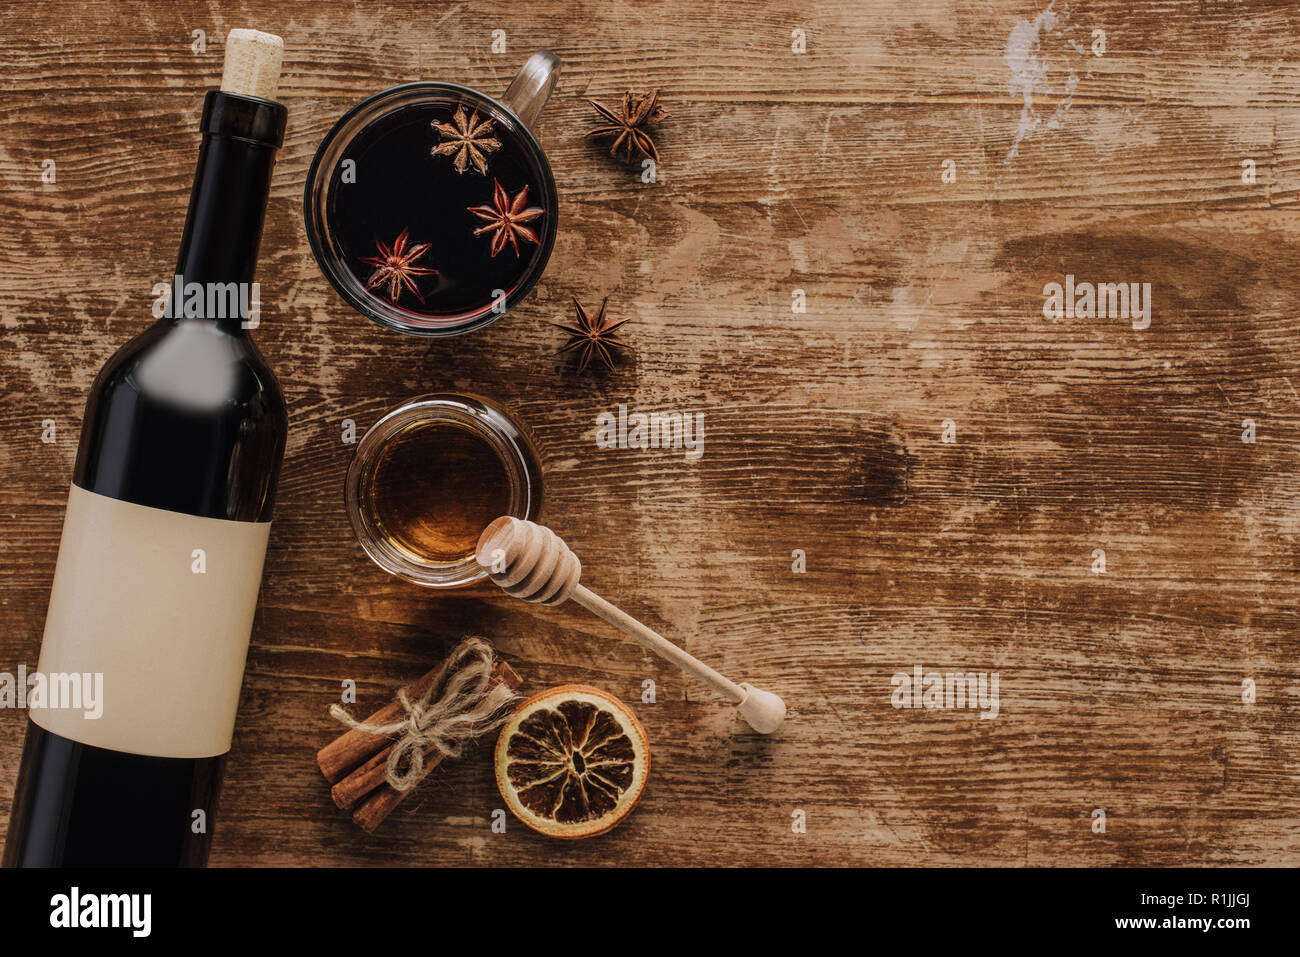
2,0 -> 1297,867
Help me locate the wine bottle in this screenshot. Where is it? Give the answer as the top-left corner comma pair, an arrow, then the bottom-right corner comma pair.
3,30 -> 289,868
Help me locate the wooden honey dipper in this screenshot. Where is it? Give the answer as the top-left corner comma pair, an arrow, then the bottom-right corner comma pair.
475,517 -> 786,733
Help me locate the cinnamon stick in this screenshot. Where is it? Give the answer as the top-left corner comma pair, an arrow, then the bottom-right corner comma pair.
316,661 -> 444,783
330,743 -> 398,811
330,662 -> 517,810
351,661 -> 522,833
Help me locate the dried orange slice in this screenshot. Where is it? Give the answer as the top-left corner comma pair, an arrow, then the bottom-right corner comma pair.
494,685 -> 649,839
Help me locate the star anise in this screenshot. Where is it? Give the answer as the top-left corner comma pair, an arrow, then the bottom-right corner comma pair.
551,297 -> 631,373
467,179 -> 545,258
431,106 -> 501,175
586,90 -> 667,163
360,229 -> 437,304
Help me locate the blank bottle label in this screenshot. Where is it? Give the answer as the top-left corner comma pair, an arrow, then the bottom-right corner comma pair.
30,483 -> 271,758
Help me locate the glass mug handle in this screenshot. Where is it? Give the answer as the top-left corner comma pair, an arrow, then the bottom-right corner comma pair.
501,50 -> 561,130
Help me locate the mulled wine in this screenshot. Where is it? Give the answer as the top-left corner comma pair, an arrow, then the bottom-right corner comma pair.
305,78 -> 559,336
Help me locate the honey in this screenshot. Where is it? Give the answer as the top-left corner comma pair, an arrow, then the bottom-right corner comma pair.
346,393 -> 543,588
369,421 -> 512,566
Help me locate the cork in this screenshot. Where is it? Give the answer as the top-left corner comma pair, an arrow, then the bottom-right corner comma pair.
219,29 -> 283,101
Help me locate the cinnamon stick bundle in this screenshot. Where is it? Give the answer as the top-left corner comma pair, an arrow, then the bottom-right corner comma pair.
316,645 -> 521,833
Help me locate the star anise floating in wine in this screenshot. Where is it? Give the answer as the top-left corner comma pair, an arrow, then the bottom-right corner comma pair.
468,179 -> 545,258
586,90 -> 667,163
431,106 -> 501,175
551,297 -> 631,373
360,229 -> 437,304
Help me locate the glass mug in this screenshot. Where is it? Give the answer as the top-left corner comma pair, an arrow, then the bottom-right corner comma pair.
305,52 -> 561,336
345,394 -> 543,588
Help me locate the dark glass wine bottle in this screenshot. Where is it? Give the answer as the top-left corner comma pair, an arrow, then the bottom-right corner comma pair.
3,55 -> 288,867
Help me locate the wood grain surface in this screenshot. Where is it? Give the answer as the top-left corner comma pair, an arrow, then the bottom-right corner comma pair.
2,0 -> 1299,867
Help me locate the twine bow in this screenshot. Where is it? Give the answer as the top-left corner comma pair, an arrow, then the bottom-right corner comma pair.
328,637 -> 519,793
